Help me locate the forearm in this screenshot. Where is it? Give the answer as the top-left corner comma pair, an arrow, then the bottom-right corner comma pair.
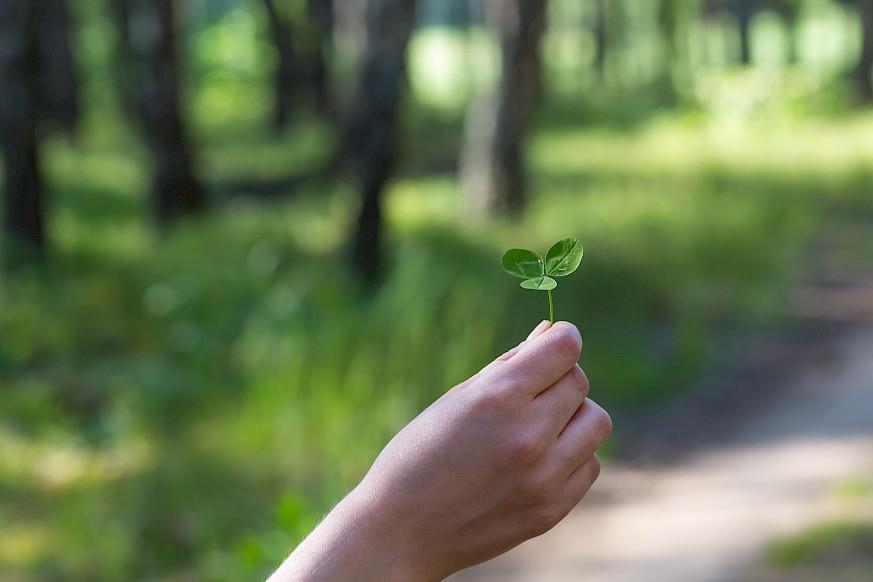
268,487 -> 428,582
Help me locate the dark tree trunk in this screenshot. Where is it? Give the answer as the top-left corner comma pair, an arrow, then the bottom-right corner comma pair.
593,0 -> 608,79
856,0 -> 873,102
731,0 -> 755,65
0,0 -> 45,254
340,0 -> 416,284
459,0 -> 547,218
122,0 -> 205,226
262,0 -> 296,130
306,0 -> 335,118
37,0 -> 80,133
110,0 -> 137,118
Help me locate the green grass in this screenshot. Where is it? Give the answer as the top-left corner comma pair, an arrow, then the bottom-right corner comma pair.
4,108 -> 873,579
5,24 -> 873,578
767,521 -> 873,568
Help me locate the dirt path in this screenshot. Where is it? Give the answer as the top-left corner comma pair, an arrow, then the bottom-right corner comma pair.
455,269 -> 873,582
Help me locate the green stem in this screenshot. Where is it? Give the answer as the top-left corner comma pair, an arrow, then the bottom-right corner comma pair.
547,289 -> 554,323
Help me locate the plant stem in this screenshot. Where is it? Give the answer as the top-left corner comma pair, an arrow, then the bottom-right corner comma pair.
547,289 -> 554,323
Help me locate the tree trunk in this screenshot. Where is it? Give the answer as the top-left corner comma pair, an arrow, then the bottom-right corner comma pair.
262,0 -> 296,130
856,0 -> 873,102
0,0 -> 45,254
731,0 -> 755,65
37,0 -> 80,133
459,0 -> 547,218
332,0 -> 369,71
110,0 -> 137,118
306,0 -> 335,118
123,0 -> 205,226
593,0 -> 608,79
340,0 -> 416,284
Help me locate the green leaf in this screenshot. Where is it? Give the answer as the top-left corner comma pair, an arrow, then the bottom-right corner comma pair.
501,248 -> 544,279
520,276 -> 557,291
545,237 -> 583,277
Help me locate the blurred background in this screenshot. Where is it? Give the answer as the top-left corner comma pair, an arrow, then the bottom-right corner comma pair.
1,0 -> 873,579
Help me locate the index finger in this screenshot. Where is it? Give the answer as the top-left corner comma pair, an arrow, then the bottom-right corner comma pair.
494,321 -> 582,397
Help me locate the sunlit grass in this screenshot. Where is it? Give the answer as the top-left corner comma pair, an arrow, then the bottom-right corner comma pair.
767,521 -> 873,567
5,59 -> 873,581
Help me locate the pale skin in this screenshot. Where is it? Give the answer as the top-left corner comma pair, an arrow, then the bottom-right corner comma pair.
269,320 -> 612,582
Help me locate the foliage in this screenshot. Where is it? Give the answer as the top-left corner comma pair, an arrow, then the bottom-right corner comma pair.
767,521 -> 873,567
4,1 -> 873,580
502,237 -> 583,322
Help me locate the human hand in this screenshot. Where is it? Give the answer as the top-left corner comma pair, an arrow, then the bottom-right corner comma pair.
270,321 -> 612,581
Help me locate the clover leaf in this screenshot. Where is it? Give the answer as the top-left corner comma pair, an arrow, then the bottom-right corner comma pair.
501,237 -> 583,323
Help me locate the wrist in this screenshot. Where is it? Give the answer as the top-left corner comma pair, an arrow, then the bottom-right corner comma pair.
271,485 -> 435,582
339,484 -> 436,581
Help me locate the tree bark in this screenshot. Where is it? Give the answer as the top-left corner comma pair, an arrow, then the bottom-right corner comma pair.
37,0 -> 80,133
0,0 -> 45,253
306,0 -> 334,118
340,0 -> 416,284
332,0 -> 369,69
262,0 -> 296,130
459,0 -> 547,218
122,0 -> 205,226
593,0 -> 608,79
856,0 -> 873,102
730,0 -> 755,65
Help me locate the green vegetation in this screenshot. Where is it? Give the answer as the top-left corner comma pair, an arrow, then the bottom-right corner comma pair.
768,521 -> 873,567
4,2 -> 873,581
4,94 -> 873,579
502,237 -> 583,323
761,483 -> 873,580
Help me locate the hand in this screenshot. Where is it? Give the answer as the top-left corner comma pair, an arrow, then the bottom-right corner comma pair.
270,321 -> 612,581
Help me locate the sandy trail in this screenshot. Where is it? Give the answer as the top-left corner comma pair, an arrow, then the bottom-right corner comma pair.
455,275 -> 873,582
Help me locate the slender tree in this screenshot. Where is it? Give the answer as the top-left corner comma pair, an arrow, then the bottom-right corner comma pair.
121,0 -> 205,225
770,0 -> 801,65
855,0 -> 873,101
339,0 -> 417,283
0,0 -> 45,253
593,0 -> 609,79
262,0 -> 297,130
306,0 -> 335,118
37,0 -> 81,133
459,0 -> 547,217
729,0 -> 757,65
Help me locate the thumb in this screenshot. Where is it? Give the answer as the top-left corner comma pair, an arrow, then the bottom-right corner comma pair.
497,320 -> 552,362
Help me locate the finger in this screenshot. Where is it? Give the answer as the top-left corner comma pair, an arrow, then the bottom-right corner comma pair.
527,320 -> 552,341
496,320 -> 552,362
533,365 -> 590,440
552,399 -> 613,475
562,455 -> 602,505
494,321 -> 583,396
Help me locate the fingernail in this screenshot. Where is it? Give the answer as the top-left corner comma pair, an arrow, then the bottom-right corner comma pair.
553,321 -> 582,343
527,320 -> 551,340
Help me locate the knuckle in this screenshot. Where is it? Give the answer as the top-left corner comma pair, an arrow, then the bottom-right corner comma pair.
527,503 -> 561,537
592,407 -> 613,443
471,386 -> 505,412
507,431 -> 545,465
551,324 -> 582,361
571,365 -> 589,393
517,469 -> 552,501
589,455 -> 602,482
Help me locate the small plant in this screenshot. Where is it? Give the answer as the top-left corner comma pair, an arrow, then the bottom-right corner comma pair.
501,237 -> 583,323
